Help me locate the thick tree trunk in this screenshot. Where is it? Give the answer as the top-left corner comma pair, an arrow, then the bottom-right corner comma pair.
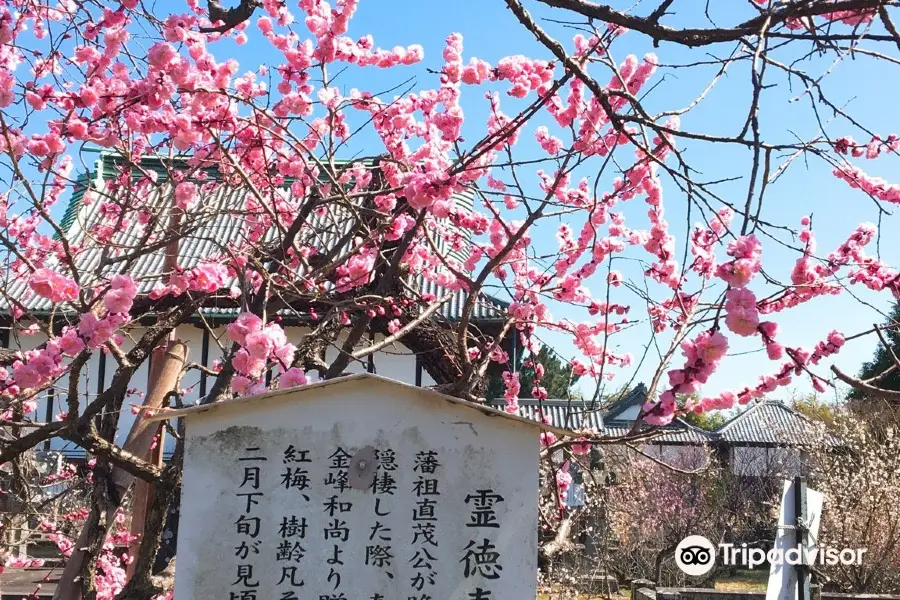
539,516 -> 574,578
77,460 -> 117,600
654,543 -> 677,584
123,341 -> 187,575
55,340 -> 188,600
375,317 -> 485,395
114,455 -> 183,600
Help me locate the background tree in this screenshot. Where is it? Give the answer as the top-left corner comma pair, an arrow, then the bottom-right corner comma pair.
851,301 -> 900,399
812,410 -> 900,594
521,346 -> 582,399
791,394 -> 838,426
681,410 -> 728,431
488,345 -> 582,400
603,450 -> 728,586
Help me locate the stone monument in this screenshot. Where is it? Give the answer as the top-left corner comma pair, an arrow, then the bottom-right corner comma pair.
147,373 -> 571,600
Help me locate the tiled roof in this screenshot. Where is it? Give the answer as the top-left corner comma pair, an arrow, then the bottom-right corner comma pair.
487,398 -> 605,431
1,153 -> 507,323
713,400 -> 832,446
603,418 -> 714,444
490,391 -> 830,447
487,397 -> 710,443
602,383 -> 648,420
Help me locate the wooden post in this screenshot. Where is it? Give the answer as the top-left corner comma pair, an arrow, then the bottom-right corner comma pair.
55,176 -> 187,600
124,341 -> 186,576
119,190 -> 187,582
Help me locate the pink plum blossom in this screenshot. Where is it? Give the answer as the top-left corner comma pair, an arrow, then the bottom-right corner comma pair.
29,268 -> 79,303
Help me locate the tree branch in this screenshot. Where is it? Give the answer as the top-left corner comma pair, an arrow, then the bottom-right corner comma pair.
199,0 -> 262,34
533,0 -> 891,47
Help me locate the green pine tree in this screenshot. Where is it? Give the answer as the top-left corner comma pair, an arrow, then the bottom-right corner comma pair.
519,345 -> 581,399
681,410 -> 728,431
853,301 -> 900,399
485,345 -> 580,400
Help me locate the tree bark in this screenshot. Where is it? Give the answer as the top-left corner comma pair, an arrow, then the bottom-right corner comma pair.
122,340 -> 187,576
114,454 -> 183,600
55,340 -> 188,600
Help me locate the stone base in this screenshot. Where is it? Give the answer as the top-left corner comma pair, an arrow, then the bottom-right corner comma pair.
580,574 -> 620,595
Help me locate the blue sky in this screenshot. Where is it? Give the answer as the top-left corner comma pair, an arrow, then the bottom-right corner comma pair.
274,0 -> 900,404
31,1 -> 900,406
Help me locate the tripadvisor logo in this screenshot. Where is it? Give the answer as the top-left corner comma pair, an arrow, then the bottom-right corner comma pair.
675,535 -> 717,576
675,535 -> 868,576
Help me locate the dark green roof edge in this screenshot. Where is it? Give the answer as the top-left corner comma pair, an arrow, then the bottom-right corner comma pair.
58,172 -> 92,237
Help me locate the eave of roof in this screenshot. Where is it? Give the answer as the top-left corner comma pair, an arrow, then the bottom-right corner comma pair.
487,396 -> 713,444
602,418 -> 713,444
488,398 -> 604,431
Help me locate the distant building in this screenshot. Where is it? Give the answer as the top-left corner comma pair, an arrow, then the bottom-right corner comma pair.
712,400 -> 834,477
493,387 -> 834,478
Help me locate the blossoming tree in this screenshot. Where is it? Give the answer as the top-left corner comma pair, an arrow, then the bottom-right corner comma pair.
0,0 -> 899,597
813,406 -> 900,594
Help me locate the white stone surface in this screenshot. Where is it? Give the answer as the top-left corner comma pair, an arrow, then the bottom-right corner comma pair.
173,376 -> 540,600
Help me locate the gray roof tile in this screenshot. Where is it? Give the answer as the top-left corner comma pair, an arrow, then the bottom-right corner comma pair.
2,153 -> 506,322
487,396 -> 711,443
603,418 -> 713,444
713,400 -> 832,446
489,399 -> 605,431
490,393 -> 830,447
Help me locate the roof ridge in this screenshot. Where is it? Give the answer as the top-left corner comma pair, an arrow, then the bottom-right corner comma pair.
712,400 -> 765,434
673,416 -> 711,434
762,399 -> 818,425
712,398 -> 830,446
601,382 -> 647,416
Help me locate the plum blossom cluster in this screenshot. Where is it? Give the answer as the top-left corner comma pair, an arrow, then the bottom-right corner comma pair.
555,462 -> 573,507
765,3 -> 877,29
690,208 -> 734,278
764,219 -> 900,315
0,319 -> 111,403
834,134 -> 900,159
648,293 -> 697,334
226,313 -> 307,395
3,273 -> 137,400
565,321 -> 632,380
38,507 -> 138,600
716,234 -> 762,288
698,330 -> 846,411
644,330 -> 729,425
644,234 -> 766,423
502,370 -> 521,414
724,288 -> 761,337
151,262 -> 231,298
832,163 -> 900,204
442,33 -> 554,97
29,267 -> 78,304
